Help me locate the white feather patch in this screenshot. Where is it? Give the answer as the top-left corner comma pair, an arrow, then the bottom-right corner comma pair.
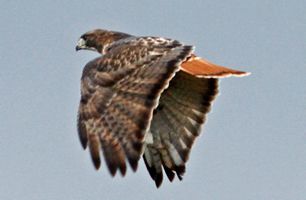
169,144 -> 184,166
144,132 -> 153,144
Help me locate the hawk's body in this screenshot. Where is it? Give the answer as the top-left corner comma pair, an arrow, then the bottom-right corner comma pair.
76,29 -> 249,187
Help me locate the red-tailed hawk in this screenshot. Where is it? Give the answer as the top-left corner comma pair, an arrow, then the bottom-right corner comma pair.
76,29 -> 249,188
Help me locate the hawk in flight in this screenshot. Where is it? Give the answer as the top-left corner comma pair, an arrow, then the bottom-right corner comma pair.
76,29 -> 249,187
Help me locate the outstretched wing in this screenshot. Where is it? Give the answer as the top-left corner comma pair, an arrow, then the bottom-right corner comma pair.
78,37 -> 194,176
143,71 -> 219,187
143,54 -> 249,187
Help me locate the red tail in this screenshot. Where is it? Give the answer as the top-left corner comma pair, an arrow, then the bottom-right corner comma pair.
180,54 -> 250,78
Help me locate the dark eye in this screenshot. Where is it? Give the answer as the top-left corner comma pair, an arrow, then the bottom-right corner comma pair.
81,34 -> 89,40
86,40 -> 96,47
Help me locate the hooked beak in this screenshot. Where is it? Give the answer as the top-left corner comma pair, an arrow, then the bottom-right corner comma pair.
76,38 -> 86,51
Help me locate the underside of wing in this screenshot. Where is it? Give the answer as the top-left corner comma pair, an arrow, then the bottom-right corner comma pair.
180,54 -> 250,78
143,71 -> 219,187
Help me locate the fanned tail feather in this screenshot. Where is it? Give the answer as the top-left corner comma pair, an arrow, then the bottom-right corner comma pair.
180,54 -> 250,78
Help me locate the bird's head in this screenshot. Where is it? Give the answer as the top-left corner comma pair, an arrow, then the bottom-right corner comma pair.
76,29 -> 131,54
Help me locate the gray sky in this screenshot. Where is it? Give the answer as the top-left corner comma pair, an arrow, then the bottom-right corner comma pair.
1,1 -> 305,199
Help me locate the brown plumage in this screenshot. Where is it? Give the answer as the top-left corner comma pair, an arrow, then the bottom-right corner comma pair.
76,29 -> 249,188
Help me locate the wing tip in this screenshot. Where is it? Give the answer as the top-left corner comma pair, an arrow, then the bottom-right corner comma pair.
155,173 -> 163,188
128,157 -> 139,172
92,157 -> 101,170
164,166 -> 175,182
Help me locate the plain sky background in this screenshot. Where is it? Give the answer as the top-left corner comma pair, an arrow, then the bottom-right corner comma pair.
1,1 -> 305,200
